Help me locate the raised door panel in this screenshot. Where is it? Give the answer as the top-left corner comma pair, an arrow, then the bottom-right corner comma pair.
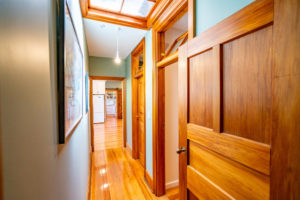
223,26 -> 273,144
188,50 -> 214,129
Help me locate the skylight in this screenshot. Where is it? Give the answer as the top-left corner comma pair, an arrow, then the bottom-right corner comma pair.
89,0 -> 155,18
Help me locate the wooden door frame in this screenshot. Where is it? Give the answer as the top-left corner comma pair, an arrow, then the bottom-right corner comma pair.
151,0 -> 188,196
89,76 -> 126,152
131,38 -> 146,162
105,88 -> 119,117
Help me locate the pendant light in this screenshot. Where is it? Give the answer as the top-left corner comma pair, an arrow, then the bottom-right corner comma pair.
115,27 -> 121,64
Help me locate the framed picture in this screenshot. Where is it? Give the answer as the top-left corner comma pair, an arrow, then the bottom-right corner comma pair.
57,0 -> 83,144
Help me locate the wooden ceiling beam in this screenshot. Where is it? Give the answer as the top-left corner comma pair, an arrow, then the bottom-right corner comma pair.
85,8 -> 148,30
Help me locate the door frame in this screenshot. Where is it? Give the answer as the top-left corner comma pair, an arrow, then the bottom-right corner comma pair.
131,38 -> 146,162
105,88 -> 119,117
151,0 -> 188,196
89,76 -> 126,152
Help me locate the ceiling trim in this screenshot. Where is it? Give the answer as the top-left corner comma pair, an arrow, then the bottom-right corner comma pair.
86,8 -> 148,30
80,0 -> 186,30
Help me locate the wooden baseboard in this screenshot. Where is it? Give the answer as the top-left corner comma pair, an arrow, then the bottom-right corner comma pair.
126,142 -> 132,157
86,148 -> 92,200
145,170 -> 154,192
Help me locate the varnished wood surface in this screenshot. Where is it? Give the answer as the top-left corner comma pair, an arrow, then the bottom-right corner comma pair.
91,147 -> 179,200
271,0 -> 300,198
93,117 -> 123,151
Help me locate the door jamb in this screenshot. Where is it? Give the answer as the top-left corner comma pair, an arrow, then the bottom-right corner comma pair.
89,76 -> 126,152
152,0 -> 189,196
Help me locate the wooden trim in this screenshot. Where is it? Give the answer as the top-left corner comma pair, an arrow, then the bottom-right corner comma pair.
271,0 -> 300,198
152,1 -> 188,196
89,78 -> 94,152
89,76 -> 126,152
187,123 -> 270,176
157,51 -> 178,68
178,44 -> 188,200
89,76 -> 124,81
147,0 -> 171,28
126,142 -> 132,156
80,0 -> 89,17
188,0 -> 195,40
86,148 -> 92,200
212,45 -> 221,132
85,8 -> 147,30
131,38 -> 146,162
122,80 -> 126,148
187,0 -> 273,57
153,0 -> 188,31
145,170 -> 154,192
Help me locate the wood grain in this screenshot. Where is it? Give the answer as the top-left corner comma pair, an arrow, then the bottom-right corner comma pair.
271,0 -> 300,198
187,166 -> 233,200
222,25 -> 273,144
187,123 -> 270,176
178,44 -> 188,200
187,0 -> 273,57
189,142 -> 269,200
86,9 -> 148,30
188,49 -> 214,128
212,45 -> 221,132
188,0 -> 195,40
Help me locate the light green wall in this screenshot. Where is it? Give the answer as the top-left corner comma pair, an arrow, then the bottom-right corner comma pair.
125,55 -> 132,147
89,56 -> 126,77
0,0 -> 90,199
195,0 -> 254,35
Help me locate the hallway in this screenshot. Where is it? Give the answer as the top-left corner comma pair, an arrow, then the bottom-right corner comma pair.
93,116 -> 123,151
91,117 -> 178,200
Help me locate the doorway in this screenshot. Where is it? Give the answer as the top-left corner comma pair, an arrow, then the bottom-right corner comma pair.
131,39 -> 146,169
89,76 -> 126,152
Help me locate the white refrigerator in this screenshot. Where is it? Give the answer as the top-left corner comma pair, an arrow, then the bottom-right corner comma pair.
93,94 -> 105,123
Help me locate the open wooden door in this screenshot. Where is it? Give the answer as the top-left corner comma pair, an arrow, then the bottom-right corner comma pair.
178,0 -> 273,199
117,89 -> 122,119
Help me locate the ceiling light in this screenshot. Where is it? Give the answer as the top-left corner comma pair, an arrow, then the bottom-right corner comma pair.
115,27 -> 121,64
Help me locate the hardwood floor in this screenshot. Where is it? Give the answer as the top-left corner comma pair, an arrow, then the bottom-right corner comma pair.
93,116 -> 123,151
91,116 -> 179,200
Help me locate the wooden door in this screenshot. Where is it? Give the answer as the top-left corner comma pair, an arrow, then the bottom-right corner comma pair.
137,76 -> 145,167
117,89 -> 122,119
178,0 -> 273,199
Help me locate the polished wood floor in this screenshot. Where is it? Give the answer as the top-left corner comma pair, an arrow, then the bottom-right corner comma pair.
91,116 -> 179,200
94,116 -> 123,151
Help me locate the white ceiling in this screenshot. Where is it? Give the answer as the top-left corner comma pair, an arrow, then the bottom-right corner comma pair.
84,18 -> 147,59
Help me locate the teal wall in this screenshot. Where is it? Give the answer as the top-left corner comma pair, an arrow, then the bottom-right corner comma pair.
89,56 -> 126,77
195,0 -> 254,35
125,55 -> 132,147
145,30 -> 153,177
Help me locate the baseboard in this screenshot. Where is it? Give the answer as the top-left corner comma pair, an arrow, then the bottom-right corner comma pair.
126,142 -> 132,157
145,170 -> 154,192
166,180 -> 179,190
86,148 -> 92,200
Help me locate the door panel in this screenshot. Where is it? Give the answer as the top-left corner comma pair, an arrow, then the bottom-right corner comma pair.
178,0 -> 273,199
223,26 -> 273,144
189,50 -> 214,128
137,76 -> 145,167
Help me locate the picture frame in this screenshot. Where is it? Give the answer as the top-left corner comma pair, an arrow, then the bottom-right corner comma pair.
57,0 -> 84,144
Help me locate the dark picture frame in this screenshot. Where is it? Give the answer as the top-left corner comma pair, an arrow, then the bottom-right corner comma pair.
56,0 -> 83,144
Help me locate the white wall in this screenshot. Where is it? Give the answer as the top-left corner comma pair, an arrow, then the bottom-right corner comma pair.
165,63 -> 179,189
0,0 -> 90,199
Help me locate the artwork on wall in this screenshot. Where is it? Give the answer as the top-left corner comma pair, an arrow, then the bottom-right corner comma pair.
57,0 -> 83,144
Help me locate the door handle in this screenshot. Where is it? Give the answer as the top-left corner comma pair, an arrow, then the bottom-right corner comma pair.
176,146 -> 186,154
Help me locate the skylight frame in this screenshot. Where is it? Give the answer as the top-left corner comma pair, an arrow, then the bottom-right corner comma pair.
88,0 -> 156,19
